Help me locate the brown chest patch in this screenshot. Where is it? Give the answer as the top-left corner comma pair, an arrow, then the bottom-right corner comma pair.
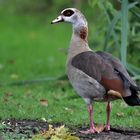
79,27 -> 88,41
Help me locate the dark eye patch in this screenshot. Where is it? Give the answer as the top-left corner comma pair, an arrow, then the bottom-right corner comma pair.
62,10 -> 74,17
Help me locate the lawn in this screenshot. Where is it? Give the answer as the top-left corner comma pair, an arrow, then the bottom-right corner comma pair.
0,9 -> 140,139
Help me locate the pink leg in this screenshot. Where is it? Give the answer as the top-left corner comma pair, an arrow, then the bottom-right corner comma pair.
105,102 -> 111,131
80,104 -> 97,134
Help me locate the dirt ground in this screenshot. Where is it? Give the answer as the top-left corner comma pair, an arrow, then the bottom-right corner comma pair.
0,120 -> 140,140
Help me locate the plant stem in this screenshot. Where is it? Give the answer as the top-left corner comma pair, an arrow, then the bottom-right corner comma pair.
121,0 -> 128,67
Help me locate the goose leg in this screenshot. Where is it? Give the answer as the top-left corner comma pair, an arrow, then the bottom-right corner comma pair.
80,104 -> 97,134
105,101 -> 111,131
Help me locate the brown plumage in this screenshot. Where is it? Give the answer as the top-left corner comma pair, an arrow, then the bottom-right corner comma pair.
71,51 -> 129,97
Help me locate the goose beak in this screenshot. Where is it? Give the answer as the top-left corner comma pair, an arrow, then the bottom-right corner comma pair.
51,15 -> 64,24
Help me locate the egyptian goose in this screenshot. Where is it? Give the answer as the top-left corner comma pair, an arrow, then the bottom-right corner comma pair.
51,8 -> 140,134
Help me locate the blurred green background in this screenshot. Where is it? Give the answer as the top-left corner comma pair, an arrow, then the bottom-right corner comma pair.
0,0 -> 140,84
0,1 -> 140,139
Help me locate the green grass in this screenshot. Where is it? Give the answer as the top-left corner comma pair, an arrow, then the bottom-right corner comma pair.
0,11 -> 140,132
0,13 -> 70,83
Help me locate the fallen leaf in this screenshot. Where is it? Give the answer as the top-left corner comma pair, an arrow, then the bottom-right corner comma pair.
95,124 -> 105,133
47,118 -> 52,123
3,92 -> 13,103
25,90 -> 32,95
64,107 -> 73,114
0,64 -> 4,70
40,99 -> 48,106
98,109 -> 102,113
3,98 -> 8,103
41,118 -> 47,122
53,93 -> 62,100
5,92 -> 12,97
10,74 -> 19,79
116,112 -> 125,117
134,109 -> 140,116
8,60 -> 16,64
32,125 -> 79,140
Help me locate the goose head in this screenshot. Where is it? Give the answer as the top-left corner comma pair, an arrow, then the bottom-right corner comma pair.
51,8 -> 87,28
51,8 -> 88,41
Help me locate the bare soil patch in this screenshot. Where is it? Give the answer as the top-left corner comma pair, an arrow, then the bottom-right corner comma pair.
0,120 -> 140,140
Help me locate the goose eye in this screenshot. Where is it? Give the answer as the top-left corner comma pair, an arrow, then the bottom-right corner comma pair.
63,10 -> 74,17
